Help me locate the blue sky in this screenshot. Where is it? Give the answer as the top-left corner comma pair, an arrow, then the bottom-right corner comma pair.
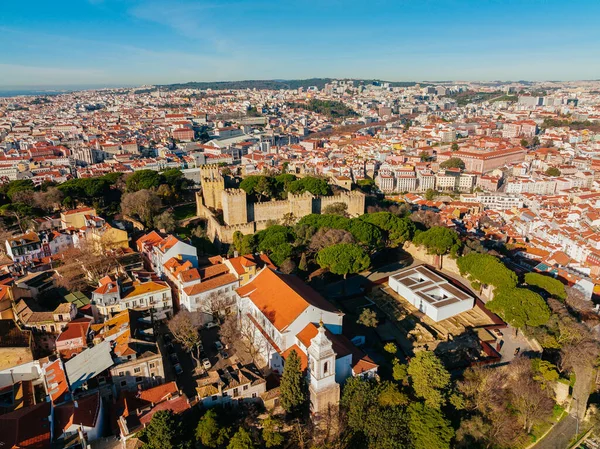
1,0 -> 599,87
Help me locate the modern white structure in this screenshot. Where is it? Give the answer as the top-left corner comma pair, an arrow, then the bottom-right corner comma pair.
388,265 -> 475,322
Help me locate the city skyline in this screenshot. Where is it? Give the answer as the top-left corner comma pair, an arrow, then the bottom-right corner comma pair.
2,0 -> 600,87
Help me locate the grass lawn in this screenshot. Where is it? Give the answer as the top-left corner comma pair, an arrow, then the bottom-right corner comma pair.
173,203 -> 197,221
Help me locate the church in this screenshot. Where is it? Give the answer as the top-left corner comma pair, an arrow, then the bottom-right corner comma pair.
235,266 -> 378,413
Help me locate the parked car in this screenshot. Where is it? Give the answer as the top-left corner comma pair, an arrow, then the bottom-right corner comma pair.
174,363 -> 183,375
214,341 -> 223,351
205,322 -> 219,330
202,358 -> 212,370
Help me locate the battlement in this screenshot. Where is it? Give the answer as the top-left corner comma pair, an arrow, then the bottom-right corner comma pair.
223,188 -> 246,196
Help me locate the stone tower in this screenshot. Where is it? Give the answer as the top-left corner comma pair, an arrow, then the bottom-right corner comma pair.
199,164 -> 225,210
308,321 -> 340,417
222,189 -> 248,226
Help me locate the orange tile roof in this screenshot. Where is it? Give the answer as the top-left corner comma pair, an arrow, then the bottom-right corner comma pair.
183,274 -> 237,296
281,345 -> 308,371
236,268 -> 339,331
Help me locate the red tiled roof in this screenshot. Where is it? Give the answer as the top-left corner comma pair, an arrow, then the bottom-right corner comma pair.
236,268 -> 339,331
0,402 -> 52,449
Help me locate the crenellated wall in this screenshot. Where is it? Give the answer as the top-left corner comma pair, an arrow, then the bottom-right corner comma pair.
197,184 -> 366,245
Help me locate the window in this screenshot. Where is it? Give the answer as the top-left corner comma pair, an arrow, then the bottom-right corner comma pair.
233,388 -> 239,397
134,367 -> 141,373
163,292 -> 167,299
324,362 -> 329,375
120,381 -> 127,387
149,296 -> 153,303
252,393 -> 257,399
136,377 -> 143,383
223,391 -> 228,397
243,385 -> 248,391
149,363 -> 155,368
212,395 -> 218,401
119,371 -> 124,376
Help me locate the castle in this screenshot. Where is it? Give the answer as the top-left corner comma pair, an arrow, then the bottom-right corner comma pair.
196,165 -> 366,246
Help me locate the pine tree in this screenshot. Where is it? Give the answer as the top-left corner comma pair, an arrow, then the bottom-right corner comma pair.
280,349 -> 306,413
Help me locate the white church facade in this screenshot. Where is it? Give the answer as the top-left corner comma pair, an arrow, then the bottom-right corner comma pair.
235,267 -> 378,397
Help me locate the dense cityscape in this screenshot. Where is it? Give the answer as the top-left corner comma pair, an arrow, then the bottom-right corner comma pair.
0,77 -> 600,449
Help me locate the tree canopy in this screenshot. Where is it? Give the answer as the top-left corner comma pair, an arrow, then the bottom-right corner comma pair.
457,253 -> 517,289
524,272 -> 566,300
545,167 -> 561,177
196,409 -> 229,448
316,243 -> 371,278
279,349 -> 306,414
407,351 -> 451,409
439,157 -> 465,170
486,287 -> 550,328
413,226 -> 461,256
407,403 -> 454,449
359,212 -> 416,246
139,410 -> 187,449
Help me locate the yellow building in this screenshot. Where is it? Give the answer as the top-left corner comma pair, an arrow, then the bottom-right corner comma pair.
61,207 -> 97,229
90,224 -> 129,252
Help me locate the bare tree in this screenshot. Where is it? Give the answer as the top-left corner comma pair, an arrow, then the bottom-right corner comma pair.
33,187 -> 64,212
203,291 -> 237,320
168,311 -> 202,365
233,314 -> 269,366
54,241 -> 117,291
309,228 -> 354,252
507,357 -> 554,433
121,189 -> 161,226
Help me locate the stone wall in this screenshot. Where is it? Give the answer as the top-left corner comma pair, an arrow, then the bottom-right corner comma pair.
222,189 -> 248,225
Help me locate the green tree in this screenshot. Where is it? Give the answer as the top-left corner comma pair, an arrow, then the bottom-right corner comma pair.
413,226 -> 461,256
457,253 -> 518,289
419,151 -> 430,162
407,351 -> 451,409
126,169 -> 161,191
486,287 -> 550,328
545,167 -> 561,177
316,243 -> 371,279
392,358 -> 408,383
520,139 -> 529,148
439,157 -> 465,170
3,179 -> 35,201
347,220 -> 384,247
262,416 -> 284,448
140,410 -> 187,449
288,176 -> 331,196
280,349 -> 306,413
424,189 -> 436,201
227,427 -> 255,449
451,142 -> 459,151
357,308 -> 378,327
196,409 -> 229,448
407,403 -> 454,449
357,178 -> 376,194
524,272 -> 566,300
360,212 -> 416,246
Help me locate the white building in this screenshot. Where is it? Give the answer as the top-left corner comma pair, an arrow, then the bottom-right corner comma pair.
388,265 -> 475,322
460,193 -> 524,211
235,267 -> 378,381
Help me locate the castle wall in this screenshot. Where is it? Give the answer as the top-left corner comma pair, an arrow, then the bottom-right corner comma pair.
222,189 -> 248,226
253,200 -> 291,222
316,191 -> 365,216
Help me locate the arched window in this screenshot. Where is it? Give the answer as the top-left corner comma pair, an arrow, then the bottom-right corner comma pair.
324,361 -> 329,374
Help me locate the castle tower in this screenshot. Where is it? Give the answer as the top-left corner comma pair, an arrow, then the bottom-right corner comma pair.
199,164 -> 225,210
222,189 -> 248,226
308,321 -> 340,417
